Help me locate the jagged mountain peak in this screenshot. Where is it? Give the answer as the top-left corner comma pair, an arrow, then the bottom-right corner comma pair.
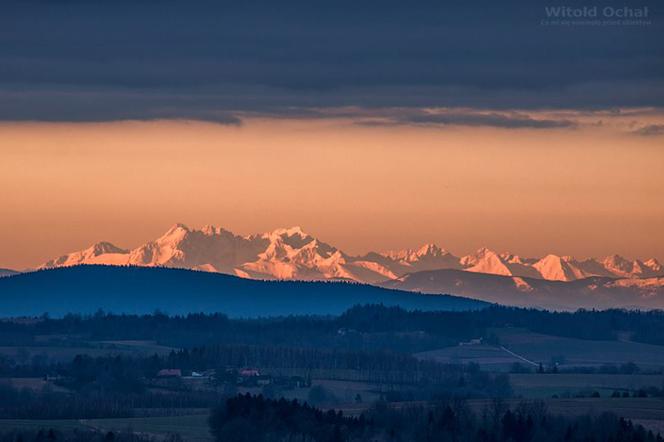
645,258 -> 663,272
163,222 -> 190,235
89,241 -> 128,255
603,253 -> 631,265
475,246 -> 496,255
201,224 -> 232,236
383,243 -> 452,262
464,248 -> 513,276
268,226 -> 308,238
39,224 -> 661,284
532,254 -> 581,281
460,247 -> 501,267
415,243 -> 450,257
602,254 -> 638,277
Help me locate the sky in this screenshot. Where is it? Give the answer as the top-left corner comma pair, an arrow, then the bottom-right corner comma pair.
1,0 -> 663,269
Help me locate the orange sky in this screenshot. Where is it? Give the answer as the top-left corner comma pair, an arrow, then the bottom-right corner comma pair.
1,117 -> 663,270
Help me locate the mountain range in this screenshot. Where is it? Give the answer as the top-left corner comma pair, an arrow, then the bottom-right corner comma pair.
28,224 -> 664,310
41,224 -> 662,283
382,269 -> 664,310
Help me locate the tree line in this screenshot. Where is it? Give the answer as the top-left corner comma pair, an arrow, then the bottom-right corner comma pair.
210,394 -> 664,442
3,305 -> 664,351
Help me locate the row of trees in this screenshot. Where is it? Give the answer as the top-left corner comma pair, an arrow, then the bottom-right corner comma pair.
166,345 -> 510,393
3,304 -> 664,351
0,344 -> 512,419
210,394 -> 664,442
0,383 -> 219,419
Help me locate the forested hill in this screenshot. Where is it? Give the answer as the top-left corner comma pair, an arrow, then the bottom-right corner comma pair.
0,265 -> 487,317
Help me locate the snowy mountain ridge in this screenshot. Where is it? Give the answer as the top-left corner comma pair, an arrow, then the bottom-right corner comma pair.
41,223 -> 662,283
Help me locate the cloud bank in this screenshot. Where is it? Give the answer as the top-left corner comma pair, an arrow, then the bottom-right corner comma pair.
1,0 -> 662,124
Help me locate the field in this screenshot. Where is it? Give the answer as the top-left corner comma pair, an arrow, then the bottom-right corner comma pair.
510,373 -> 664,398
2,318 -> 664,438
0,377 -> 70,392
415,328 -> 664,371
0,413 -> 212,441
467,398 -> 664,435
415,344 -> 524,371
0,340 -> 176,363
496,328 -> 664,369
8,397 -> 660,440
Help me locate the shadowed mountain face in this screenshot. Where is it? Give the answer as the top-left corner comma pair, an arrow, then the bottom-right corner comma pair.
0,265 -> 487,318
41,224 -> 662,283
381,269 -> 664,311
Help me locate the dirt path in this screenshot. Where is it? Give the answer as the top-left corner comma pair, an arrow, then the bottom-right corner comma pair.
499,345 -> 539,366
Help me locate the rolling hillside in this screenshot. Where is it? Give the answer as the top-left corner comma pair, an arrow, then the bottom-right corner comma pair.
0,265 -> 487,317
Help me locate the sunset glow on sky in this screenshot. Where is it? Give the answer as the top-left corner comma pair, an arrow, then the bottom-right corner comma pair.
2,1 -> 663,271
2,114 -> 663,269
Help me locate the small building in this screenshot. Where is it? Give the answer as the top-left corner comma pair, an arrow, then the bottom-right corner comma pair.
239,368 -> 260,377
157,368 -> 182,378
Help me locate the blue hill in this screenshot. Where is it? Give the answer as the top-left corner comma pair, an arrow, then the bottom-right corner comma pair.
0,265 -> 487,317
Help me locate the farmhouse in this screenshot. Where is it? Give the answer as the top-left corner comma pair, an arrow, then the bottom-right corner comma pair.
157,368 -> 182,378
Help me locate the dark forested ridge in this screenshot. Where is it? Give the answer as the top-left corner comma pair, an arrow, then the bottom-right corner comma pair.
0,265 -> 486,317
3,304 -> 664,349
210,394 -> 664,442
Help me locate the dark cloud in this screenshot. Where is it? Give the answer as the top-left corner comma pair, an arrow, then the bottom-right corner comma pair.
1,0 -> 662,123
374,111 -> 577,129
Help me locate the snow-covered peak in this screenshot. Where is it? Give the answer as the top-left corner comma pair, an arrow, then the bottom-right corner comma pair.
384,243 -> 450,261
157,223 -> 191,243
464,248 -> 513,276
38,224 -> 662,284
594,255 -> 662,278
645,258 -> 663,273
165,223 -> 190,234
532,254 -> 579,281
461,247 -> 500,267
415,243 -> 449,257
41,240 -> 129,268
603,254 -> 632,269
269,226 -> 308,238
